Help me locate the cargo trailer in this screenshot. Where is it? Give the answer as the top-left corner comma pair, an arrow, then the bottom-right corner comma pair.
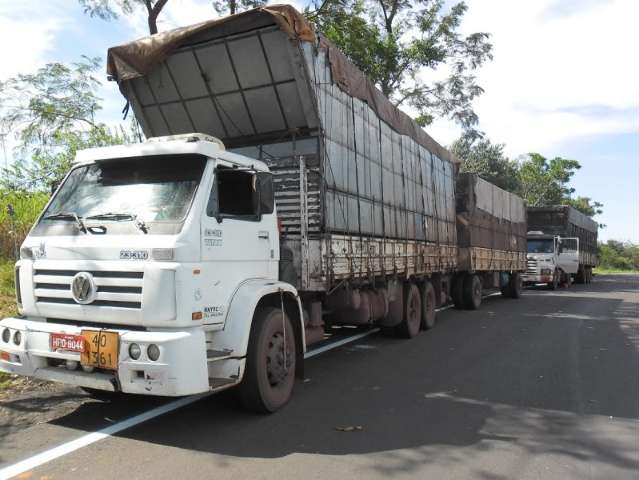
0,6 -> 525,412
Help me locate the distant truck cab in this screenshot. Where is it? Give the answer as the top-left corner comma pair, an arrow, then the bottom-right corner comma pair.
524,231 -> 579,289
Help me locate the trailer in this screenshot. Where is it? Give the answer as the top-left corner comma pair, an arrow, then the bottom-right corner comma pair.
0,6 -> 525,412
525,206 -> 598,284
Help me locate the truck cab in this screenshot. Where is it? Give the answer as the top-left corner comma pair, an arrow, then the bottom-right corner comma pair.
523,231 -> 579,289
0,134 -> 304,412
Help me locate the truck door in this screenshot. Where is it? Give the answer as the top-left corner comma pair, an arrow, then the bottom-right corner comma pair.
199,164 -> 276,323
558,237 -> 579,274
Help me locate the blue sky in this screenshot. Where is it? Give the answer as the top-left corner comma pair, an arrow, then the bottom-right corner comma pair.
0,0 -> 637,242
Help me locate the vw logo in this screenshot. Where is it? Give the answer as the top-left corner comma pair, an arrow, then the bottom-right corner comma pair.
71,272 -> 97,305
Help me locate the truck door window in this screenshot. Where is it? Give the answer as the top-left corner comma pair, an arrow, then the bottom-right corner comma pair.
207,167 -> 275,220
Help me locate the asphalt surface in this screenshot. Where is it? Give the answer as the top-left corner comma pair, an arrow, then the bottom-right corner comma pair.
2,274 -> 639,479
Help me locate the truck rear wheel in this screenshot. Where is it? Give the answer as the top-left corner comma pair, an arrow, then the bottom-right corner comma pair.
509,272 -> 522,298
398,283 -> 421,338
421,281 -> 436,330
463,274 -> 482,310
239,306 -> 296,413
452,275 -> 465,309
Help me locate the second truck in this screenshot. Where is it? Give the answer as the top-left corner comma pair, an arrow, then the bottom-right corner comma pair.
0,6 -> 527,412
523,205 -> 598,288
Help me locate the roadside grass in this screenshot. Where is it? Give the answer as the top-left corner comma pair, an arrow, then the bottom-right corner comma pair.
594,267 -> 639,275
0,258 -> 17,390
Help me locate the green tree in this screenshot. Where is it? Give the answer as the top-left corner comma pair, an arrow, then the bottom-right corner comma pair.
0,57 -> 135,192
451,137 -> 520,192
564,196 -> 604,217
79,0 -> 169,34
598,240 -> 639,271
518,153 -> 581,206
310,0 -> 493,133
212,0 -> 266,16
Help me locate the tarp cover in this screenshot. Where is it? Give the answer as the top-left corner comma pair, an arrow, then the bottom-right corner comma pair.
106,4 -> 458,165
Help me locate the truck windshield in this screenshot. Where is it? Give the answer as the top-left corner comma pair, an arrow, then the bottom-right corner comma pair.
527,239 -> 554,254
36,155 -> 206,235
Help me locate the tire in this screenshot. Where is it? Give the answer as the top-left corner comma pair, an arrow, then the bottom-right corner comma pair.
421,281 -> 436,330
238,306 -> 296,413
547,271 -> 559,290
508,272 -> 522,299
398,283 -> 422,338
463,274 -> 482,310
452,275 -> 465,309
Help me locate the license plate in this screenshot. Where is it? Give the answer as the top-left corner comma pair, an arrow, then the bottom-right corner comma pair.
80,330 -> 119,370
50,333 -> 86,353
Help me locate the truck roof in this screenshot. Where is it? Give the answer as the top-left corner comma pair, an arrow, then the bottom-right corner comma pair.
74,133 -> 269,171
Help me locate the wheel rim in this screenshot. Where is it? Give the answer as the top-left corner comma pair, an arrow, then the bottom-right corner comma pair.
405,286 -> 421,336
265,332 -> 292,387
473,278 -> 481,302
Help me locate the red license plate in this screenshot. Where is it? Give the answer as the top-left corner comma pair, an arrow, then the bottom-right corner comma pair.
50,333 -> 86,353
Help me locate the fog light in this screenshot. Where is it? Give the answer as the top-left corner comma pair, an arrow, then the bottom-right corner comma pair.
66,360 -> 78,370
13,330 -> 22,346
2,328 -> 9,343
129,343 -> 141,360
147,344 -> 160,361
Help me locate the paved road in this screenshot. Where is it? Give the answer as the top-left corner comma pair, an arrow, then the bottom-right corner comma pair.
2,274 -> 639,479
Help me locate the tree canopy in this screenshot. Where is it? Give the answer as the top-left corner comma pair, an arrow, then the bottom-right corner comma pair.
451,137 -> 520,192
311,0 -> 493,135
79,0 -> 169,34
0,57 -> 136,192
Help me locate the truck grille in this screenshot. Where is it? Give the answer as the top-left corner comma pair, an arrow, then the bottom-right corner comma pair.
34,269 -> 143,309
526,259 -> 537,275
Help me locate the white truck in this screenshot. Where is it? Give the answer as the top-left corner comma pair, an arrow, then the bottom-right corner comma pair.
523,206 -> 598,289
523,231 -> 579,289
0,6 -> 526,412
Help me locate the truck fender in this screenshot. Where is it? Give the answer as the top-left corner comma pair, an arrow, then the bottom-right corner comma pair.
215,279 -> 305,377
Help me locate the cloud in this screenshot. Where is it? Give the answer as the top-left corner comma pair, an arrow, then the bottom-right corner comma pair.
0,1 -> 70,80
426,0 -> 639,156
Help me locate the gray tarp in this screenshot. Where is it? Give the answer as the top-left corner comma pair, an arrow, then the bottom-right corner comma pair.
106,4 -> 459,166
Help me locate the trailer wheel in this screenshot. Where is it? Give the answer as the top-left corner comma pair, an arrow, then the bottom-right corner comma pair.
398,283 -> 421,338
239,306 -> 296,413
452,275 -> 465,309
463,274 -> 482,310
508,272 -> 522,299
421,281 -> 436,330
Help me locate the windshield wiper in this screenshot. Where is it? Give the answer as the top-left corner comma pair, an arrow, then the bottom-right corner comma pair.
85,212 -> 149,234
43,212 -> 87,233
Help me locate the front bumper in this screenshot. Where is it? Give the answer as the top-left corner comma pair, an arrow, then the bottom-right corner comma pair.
522,274 -> 554,284
0,317 -> 210,396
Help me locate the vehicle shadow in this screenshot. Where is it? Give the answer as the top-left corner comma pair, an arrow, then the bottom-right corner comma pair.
7,275 -> 639,476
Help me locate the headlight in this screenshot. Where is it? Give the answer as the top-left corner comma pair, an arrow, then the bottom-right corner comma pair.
541,268 -> 552,275
13,330 -> 22,345
19,247 -> 33,260
129,343 -> 141,360
2,328 -> 10,343
147,344 -> 160,361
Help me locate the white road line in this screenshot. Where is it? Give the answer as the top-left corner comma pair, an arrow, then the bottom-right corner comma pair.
0,328 -> 382,479
0,294 -> 497,479
304,328 -> 380,358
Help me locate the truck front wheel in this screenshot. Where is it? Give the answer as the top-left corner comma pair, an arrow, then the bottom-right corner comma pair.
239,306 -> 296,413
